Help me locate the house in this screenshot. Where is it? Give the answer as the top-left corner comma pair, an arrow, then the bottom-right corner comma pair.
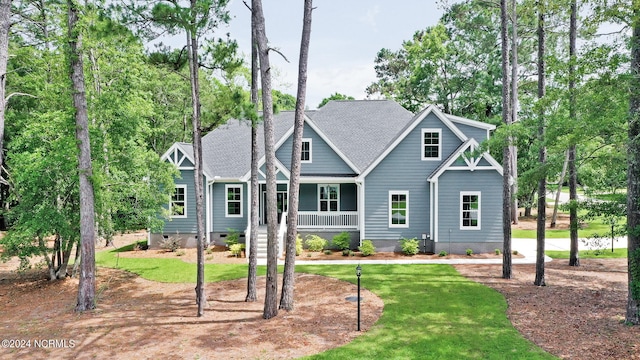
153,100 -> 504,255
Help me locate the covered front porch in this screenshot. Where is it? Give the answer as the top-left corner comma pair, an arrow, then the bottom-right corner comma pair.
257,180 -> 360,230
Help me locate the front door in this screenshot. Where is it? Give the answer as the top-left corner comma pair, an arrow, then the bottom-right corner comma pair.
261,186 -> 288,224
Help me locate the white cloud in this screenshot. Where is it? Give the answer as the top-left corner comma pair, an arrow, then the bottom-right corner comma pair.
359,5 -> 381,32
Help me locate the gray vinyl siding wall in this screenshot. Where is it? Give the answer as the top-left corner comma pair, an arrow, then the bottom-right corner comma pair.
212,182 -> 248,232
453,123 -> 488,142
364,113 -> 463,241
163,169 -> 198,234
276,123 -> 354,175
436,170 -> 503,243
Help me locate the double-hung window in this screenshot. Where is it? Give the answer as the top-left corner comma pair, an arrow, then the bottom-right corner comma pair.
170,185 -> 187,218
421,128 -> 441,160
301,138 -> 312,163
460,192 -> 480,229
389,191 -> 409,227
226,185 -> 243,217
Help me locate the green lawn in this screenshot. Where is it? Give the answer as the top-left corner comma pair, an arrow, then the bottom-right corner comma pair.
546,248 -> 627,259
512,220 -> 616,239
96,244 -> 555,360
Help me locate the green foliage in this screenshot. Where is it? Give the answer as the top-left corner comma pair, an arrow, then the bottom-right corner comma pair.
323,249 -> 332,255
466,248 -> 473,256
358,240 -> 376,256
229,243 -> 245,257
305,235 -> 328,252
399,237 -> 419,255
628,248 -> 640,301
317,92 -> 355,108
546,248 -> 627,259
439,251 -> 448,257
296,235 -> 303,256
224,228 -> 240,247
495,249 -> 501,255
332,232 -> 351,251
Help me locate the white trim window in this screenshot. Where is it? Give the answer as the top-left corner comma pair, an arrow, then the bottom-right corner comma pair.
225,184 -> 243,217
301,138 -> 312,163
421,128 -> 442,161
170,185 -> 187,218
389,191 -> 409,228
319,184 -> 339,212
460,192 -> 481,229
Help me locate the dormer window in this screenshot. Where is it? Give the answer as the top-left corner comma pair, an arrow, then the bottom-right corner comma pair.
301,138 -> 312,163
421,129 -> 441,161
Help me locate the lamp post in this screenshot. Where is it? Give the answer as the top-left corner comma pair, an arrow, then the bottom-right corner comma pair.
356,264 -> 362,331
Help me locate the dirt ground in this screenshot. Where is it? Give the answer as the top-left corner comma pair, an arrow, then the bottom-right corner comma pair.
1,225 -> 639,359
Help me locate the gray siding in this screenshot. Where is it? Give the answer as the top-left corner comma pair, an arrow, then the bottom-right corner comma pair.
212,182 -> 248,232
436,170 -> 503,244
364,113 -> 463,241
276,123 -> 354,175
453,123 -> 488,142
163,169 -> 198,234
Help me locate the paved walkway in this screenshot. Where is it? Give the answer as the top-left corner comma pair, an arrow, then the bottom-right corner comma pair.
262,237 -> 628,266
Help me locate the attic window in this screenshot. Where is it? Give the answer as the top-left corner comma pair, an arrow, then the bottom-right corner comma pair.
421,129 -> 441,161
301,138 -> 312,163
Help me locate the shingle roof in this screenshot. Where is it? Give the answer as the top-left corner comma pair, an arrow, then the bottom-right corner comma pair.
306,100 -> 414,172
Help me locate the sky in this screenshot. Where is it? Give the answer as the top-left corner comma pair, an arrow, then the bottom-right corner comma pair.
222,0 -> 450,109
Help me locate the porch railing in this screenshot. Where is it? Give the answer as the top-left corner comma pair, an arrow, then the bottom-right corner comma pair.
297,211 -> 359,229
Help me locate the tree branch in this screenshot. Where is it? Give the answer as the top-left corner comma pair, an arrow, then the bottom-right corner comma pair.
5,92 -> 37,107
268,47 -> 290,63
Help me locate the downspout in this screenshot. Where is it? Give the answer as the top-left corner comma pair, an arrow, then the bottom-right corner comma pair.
355,178 -> 365,247
206,178 -> 213,246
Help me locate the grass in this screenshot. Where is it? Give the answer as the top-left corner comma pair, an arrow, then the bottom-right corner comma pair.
546,248 -> 627,259
96,244 -> 554,359
512,220 -> 615,239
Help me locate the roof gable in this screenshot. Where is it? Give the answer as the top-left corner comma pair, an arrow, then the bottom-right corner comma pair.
427,138 -> 503,182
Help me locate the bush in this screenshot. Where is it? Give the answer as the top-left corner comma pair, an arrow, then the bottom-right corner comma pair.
224,228 -> 240,247
323,249 -> 333,255
466,248 -> 473,256
175,250 -> 186,256
230,243 -> 245,257
332,232 -> 351,250
342,249 -> 353,256
495,248 -> 501,255
399,237 -> 420,255
296,235 -> 303,256
359,240 -> 376,256
305,235 -> 328,252
159,236 -> 181,252
438,250 -> 448,257
512,250 -> 519,255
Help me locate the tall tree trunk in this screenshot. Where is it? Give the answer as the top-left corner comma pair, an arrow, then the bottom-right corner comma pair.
534,0 -> 546,287
551,150 -> 569,228
280,0 -> 313,311
500,0 -> 512,279
568,0 -> 579,267
246,23 -> 259,303
252,0 -> 278,319
68,0 -> 97,311
188,0 -> 207,317
0,0 -> 9,172
510,0 -> 519,225
625,5 -> 640,326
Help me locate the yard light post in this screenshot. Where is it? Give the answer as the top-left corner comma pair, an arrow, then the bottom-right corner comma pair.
356,265 -> 362,331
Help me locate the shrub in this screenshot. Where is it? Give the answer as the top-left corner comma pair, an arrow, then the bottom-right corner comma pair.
305,235 -> 328,252
224,228 -> 240,247
342,249 -> 352,256
159,236 -> 181,252
512,250 -> 519,255
175,250 -> 186,256
359,240 -> 376,256
495,248 -> 501,255
230,243 -> 245,257
466,248 -> 473,256
438,250 -> 448,257
296,235 -> 303,256
323,249 -> 333,255
399,237 -> 420,255
332,232 -> 351,250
